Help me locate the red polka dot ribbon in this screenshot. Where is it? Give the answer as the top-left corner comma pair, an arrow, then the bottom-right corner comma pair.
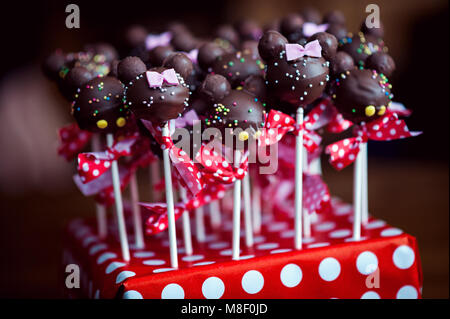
142,120 -> 205,196
259,102 -> 329,153
325,113 -> 422,170
195,145 -> 249,184
142,184 -> 227,235
77,135 -> 138,184
325,105 -> 353,134
57,123 -> 92,161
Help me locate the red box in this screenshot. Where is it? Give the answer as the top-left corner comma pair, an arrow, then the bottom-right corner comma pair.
63,198 -> 422,299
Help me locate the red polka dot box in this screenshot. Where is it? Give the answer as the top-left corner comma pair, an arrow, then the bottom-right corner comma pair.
63,198 -> 422,299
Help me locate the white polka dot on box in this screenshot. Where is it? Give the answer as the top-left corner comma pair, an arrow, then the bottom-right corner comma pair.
63,198 -> 423,299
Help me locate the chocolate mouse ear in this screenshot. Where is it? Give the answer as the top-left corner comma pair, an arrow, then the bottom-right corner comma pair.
308,32 -> 338,61
258,31 -> 288,62
65,66 -> 95,90
361,20 -> 384,39
162,52 -> 194,80
330,51 -> 355,76
197,42 -> 227,72
200,74 -> 231,102
148,45 -> 174,67
280,13 -> 304,42
117,56 -> 147,84
365,52 -> 395,77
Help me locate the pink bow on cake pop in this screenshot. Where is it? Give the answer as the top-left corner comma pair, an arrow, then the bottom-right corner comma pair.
285,40 -> 322,61
195,145 -> 249,184
175,109 -> 200,128
77,135 -> 138,183
325,113 -> 422,170
302,23 -> 329,37
142,183 -> 227,235
258,101 -> 332,152
146,68 -> 179,88
145,31 -> 172,50
57,123 -> 92,161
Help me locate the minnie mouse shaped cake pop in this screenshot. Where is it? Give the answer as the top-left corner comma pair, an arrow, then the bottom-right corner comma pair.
118,53 -> 193,125
331,51 -> 395,123
197,41 -> 265,88
258,30 -> 337,108
200,74 -> 266,148
71,75 -> 129,133
338,21 -> 386,68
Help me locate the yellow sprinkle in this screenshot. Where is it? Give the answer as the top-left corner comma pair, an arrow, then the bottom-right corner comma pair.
365,105 -> 376,117
377,106 -> 386,116
96,120 -> 108,129
238,131 -> 249,141
236,86 -> 243,91
116,117 -> 126,127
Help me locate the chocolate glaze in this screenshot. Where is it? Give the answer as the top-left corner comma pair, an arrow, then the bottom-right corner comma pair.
210,50 -> 265,87
339,32 -> 386,67
259,31 -> 333,110
72,76 -> 128,133
332,68 -> 393,123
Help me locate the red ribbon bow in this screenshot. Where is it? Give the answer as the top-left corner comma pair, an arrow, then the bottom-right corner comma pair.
195,145 -> 249,184
141,120 -> 204,195
57,123 -> 92,161
77,135 -> 137,183
325,113 -> 422,170
259,103 -> 328,152
142,184 -> 227,235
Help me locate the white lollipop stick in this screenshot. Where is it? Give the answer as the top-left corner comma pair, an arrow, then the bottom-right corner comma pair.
149,160 -> 161,202
361,142 -> 369,224
294,107 -> 304,250
252,182 -> 262,234
195,206 -> 206,243
353,145 -> 364,240
162,124 -> 178,268
243,174 -> 254,247
302,145 -> 311,238
130,172 -> 144,249
106,134 -> 130,261
232,150 -> 242,260
179,187 -> 193,255
209,200 -> 221,229
91,134 -> 107,239
303,209 -> 311,238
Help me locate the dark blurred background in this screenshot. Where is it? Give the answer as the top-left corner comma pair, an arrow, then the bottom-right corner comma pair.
0,0 -> 448,298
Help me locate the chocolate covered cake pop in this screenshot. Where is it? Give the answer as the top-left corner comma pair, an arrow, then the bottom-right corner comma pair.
299,7 -> 322,24
339,29 -> 386,68
258,30 -> 337,108
234,20 -> 263,41
210,49 -> 265,88
215,24 -> 240,49
332,62 -> 394,123
200,74 -> 266,147
72,76 -> 129,133
280,13 -> 304,43
119,53 -> 192,125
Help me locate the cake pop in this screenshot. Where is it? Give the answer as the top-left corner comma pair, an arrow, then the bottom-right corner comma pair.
119,53 -> 193,125
72,76 -> 129,134
198,42 -> 265,88
200,74 -> 266,148
339,22 -> 386,68
331,54 -> 394,124
258,30 -> 337,108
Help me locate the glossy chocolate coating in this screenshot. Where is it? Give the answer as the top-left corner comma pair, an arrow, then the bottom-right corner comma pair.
259,31 -> 331,109
117,56 -> 147,84
365,52 -> 395,77
280,13 -> 304,43
201,75 -> 265,149
325,23 -> 348,40
124,67 -> 190,125
333,69 -> 393,123
215,24 -> 240,49
210,50 -> 265,87
148,45 -> 175,67
339,32 -> 385,67
72,76 -> 128,133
